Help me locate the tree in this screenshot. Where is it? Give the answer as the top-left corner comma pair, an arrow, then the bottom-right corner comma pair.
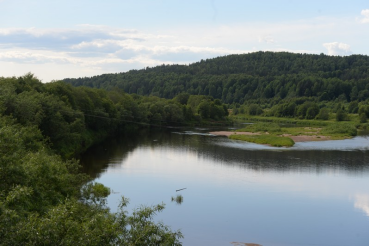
316,108 -> 329,120
359,113 -> 367,123
336,109 -> 348,121
197,100 -> 211,119
248,104 -> 263,116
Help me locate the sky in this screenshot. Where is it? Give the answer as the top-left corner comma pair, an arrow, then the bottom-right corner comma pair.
0,0 -> 368,82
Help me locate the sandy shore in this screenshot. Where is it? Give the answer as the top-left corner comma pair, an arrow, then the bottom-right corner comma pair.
209,131 -> 331,142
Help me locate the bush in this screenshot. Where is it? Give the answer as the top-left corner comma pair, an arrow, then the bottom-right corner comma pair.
316,108 -> 329,120
336,109 -> 348,121
321,123 -> 357,136
359,113 -> 367,123
248,104 -> 263,116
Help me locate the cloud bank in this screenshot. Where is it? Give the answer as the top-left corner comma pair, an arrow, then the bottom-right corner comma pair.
0,26 -> 249,81
323,42 -> 352,56
1,11 -> 368,81
360,9 -> 369,23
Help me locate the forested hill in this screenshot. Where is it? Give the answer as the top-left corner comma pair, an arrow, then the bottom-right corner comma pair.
64,52 -> 369,104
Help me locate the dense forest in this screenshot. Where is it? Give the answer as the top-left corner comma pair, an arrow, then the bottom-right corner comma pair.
0,74 -> 230,245
64,52 -> 369,105
1,74 -> 228,158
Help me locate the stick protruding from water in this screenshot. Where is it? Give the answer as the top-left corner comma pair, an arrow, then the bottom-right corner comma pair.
176,188 -> 187,192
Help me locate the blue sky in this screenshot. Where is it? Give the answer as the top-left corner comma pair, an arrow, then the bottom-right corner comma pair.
1,0 -> 368,81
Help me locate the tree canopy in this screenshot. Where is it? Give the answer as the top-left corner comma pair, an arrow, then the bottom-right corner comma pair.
0,74 -> 184,245
64,52 -> 369,104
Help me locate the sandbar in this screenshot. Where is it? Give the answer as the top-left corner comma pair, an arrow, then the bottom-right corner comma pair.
210,131 -> 331,142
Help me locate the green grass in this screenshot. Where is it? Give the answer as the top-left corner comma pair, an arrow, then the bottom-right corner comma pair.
232,115 -> 330,127
229,121 -> 358,147
321,123 -> 357,137
280,126 -> 321,136
236,122 -> 321,136
228,116 -> 360,147
229,134 -> 295,147
236,122 -> 282,133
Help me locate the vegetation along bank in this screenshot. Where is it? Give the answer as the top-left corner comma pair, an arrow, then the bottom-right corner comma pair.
2,51 -> 369,244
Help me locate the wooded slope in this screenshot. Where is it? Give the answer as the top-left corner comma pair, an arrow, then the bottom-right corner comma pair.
64,52 -> 369,104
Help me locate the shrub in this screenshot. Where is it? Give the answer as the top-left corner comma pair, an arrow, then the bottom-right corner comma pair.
316,108 -> 329,120
359,113 -> 367,123
321,123 -> 357,136
336,109 -> 348,121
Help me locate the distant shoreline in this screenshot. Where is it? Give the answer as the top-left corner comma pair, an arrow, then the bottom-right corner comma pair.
209,131 -> 331,142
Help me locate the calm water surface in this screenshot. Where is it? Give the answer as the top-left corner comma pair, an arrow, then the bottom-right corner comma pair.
81,127 -> 369,246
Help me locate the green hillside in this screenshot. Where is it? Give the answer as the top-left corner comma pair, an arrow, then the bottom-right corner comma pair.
64,51 -> 369,104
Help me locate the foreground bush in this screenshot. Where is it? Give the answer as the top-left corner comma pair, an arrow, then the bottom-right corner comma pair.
0,115 -> 183,245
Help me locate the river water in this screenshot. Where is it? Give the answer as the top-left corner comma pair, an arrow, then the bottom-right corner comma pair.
81,127 -> 369,246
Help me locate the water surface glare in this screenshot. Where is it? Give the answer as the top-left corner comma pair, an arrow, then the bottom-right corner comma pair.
81,128 -> 369,246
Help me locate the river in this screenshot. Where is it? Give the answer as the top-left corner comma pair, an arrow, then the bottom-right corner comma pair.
80,127 -> 369,246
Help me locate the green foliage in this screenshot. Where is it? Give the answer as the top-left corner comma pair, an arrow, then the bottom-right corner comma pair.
336,109 -> 348,121
358,105 -> 369,118
237,122 -> 282,134
2,197 -> 183,246
1,74 -> 185,245
316,108 -> 330,120
348,101 -> 359,113
81,182 -> 111,207
64,52 -> 369,104
321,123 -> 357,136
359,113 -> 367,123
1,74 -> 229,157
272,102 -> 296,117
248,104 -> 263,115
174,92 -> 190,105
296,101 -> 319,119
229,134 -> 295,147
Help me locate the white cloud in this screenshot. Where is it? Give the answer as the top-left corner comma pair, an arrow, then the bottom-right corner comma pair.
258,35 -> 275,44
0,26 -> 249,69
323,42 -> 352,56
360,9 -> 369,23
0,15 -> 367,81
354,194 -> 369,217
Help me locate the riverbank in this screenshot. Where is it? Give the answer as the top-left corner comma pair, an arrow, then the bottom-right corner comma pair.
211,121 -> 357,147
210,131 -> 331,142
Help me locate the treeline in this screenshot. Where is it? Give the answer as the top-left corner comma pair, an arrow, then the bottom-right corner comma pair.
231,94 -> 369,126
1,74 -> 228,158
0,74 -> 187,245
64,51 -> 369,104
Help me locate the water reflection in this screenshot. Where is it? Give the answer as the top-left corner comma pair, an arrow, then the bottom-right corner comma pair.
171,194 -> 184,205
354,194 -> 369,217
80,128 -> 369,246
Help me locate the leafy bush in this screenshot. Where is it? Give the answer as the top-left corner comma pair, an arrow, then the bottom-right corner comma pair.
359,113 -> 367,123
321,123 -> 357,136
336,109 -> 348,121
316,108 -> 329,120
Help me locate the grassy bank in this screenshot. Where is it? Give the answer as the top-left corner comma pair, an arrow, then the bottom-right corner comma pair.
229,120 -> 357,147
229,134 -> 295,147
